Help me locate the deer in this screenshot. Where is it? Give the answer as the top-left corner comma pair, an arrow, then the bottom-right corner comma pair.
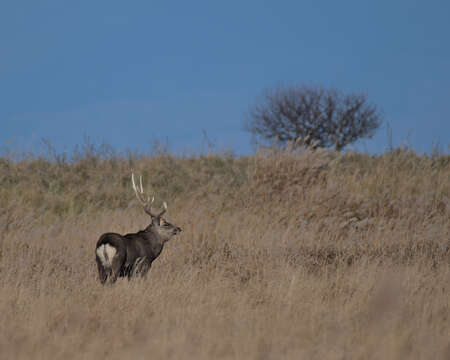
95,173 -> 182,284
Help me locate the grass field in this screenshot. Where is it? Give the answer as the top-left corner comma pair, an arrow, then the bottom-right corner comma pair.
0,145 -> 449,359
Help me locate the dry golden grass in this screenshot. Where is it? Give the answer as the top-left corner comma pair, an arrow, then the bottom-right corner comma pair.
0,147 -> 449,359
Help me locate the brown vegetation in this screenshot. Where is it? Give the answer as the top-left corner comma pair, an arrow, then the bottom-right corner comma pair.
0,146 -> 449,359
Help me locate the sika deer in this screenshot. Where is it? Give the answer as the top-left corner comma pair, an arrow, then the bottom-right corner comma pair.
95,173 -> 182,284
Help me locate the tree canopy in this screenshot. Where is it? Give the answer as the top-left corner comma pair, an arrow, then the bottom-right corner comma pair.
245,85 -> 382,151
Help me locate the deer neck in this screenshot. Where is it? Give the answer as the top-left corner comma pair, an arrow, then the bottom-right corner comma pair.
143,225 -> 165,255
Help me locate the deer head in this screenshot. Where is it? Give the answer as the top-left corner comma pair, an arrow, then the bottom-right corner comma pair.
131,172 -> 182,242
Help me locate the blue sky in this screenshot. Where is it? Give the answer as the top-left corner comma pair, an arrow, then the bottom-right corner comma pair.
1,0 -> 449,156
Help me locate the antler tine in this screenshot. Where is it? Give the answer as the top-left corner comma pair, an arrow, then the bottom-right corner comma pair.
131,172 -> 147,206
158,201 -> 167,218
146,195 -> 155,210
131,172 -> 158,217
131,173 -> 139,197
139,175 -> 144,194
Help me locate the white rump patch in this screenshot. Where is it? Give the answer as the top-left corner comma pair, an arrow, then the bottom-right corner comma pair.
96,244 -> 117,268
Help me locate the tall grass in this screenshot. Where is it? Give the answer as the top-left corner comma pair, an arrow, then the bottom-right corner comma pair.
0,145 -> 449,359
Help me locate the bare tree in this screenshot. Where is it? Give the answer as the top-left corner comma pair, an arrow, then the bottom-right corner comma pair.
245,85 -> 382,151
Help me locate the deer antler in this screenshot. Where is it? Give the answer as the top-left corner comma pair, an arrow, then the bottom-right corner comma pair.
131,172 -> 167,217
159,201 -> 167,218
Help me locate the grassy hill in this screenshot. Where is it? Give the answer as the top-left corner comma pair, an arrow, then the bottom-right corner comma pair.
1,146 -> 449,359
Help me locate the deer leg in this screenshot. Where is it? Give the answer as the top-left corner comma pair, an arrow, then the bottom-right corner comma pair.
96,258 -> 109,285
132,257 -> 151,279
98,266 -> 108,285
108,252 -> 125,284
